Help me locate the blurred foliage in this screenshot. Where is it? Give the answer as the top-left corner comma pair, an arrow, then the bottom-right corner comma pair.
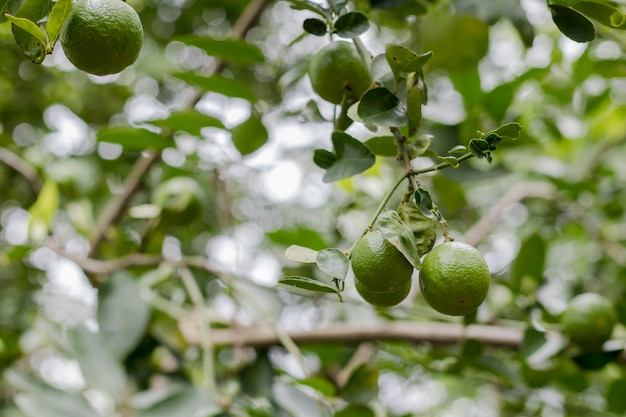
1,0 -> 626,416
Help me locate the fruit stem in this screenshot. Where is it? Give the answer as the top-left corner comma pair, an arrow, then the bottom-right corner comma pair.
390,127 -> 417,192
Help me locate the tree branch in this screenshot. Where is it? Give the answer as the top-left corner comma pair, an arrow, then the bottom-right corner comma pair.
0,146 -> 42,194
183,321 -> 530,348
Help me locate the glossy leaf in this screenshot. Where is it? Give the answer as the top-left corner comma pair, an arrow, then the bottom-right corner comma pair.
296,377 -> 337,397
406,72 -> 422,136
278,276 -> 339,294
174,35 -> 265,64
149,110 -> 225,135
375,210 -> 419,268
172,72 -> 256,101
97,127 -> 170,150
322,132 -> 375,183
45,0 -> 72,45
341,364 -> 379,404
334,12 -> 370,38
607,378 -> 626,414
285,244 -> 318,263
97,272 -> 151,359
572,1 -> 626,29
328,0 -> 348,14
316,248 -> 349,280
70,324 -> 127,400
437,155 -> 459,168
358,87 -> 407,126
491,122 -> 522,140
385,44 -> 432,77
364,136 -> 397,156
286,0 -> 329,18
267,227 -> 327,251
6,14 -> 48,61
135,387 -> 219,417
231,114 -> 268,155
406,134 -> 432,159
0,0 -> 23,23
414,187 -> 433,213
303,18 -> 327,36
549,4 -> 595,43
313,148 -> 337,169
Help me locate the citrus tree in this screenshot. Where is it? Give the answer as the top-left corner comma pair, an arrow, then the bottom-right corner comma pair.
1,0 -> 626,416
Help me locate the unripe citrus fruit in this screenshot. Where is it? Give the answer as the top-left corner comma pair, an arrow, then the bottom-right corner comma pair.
308,41 -> 372,105
355,278 -> 411,307
351,230 -> 413,293
419,241 -> 490,316
60,0 -> 143,75
561,292 -> 617,350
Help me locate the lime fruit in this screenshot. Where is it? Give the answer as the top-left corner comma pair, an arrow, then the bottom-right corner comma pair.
308,41 -> 372,105
355,278 -> 411,308
60,0 -> 143,75
419,241 -> 490,316
561,293 -> 617,350
351,230 -> 413,293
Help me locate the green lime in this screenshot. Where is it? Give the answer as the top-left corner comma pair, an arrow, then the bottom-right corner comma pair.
351,230 -> 413,293
561,292 -> 617,350
355,278 -> 411,307
60,0 -> 143,75
308,41 -> 372,105
419,241 -> 490,316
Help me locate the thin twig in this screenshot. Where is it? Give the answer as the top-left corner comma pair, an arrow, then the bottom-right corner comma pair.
184,321 -> 531,348
0,146 -> 42,194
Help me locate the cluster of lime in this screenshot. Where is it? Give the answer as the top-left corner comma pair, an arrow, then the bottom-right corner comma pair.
350,231 -> 491,315
60,0 -> 143,75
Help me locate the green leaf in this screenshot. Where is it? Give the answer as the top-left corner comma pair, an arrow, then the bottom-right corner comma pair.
334,11 -> 370,38
607,378 -> 626,414
313,148 -> 337,169
335,404 -> 376,417
9,0 -> 52,62
231,114 -> 268,155
420,14 -> 489,73
285,245 -> 318,263
69,325 -> 126,401
303,18 -> 327,36
406,134 -> 432,159
70,324 -> 127,400
571,349 -> 623,370
414,187 -> 433,213
511,233 -> 545,293
375,210 -> 420,268
278,276 -> 339,294
357,87 -> 407,126
148,110 -> 225,136
549,4 -> 595,43
6,14 -> 48,61
316,248 -> 349,280
286,0 -> 329,18
364,136 -> 396,157
406,73 -> 422,136
328,0 -> 348,14
172,72 -> 256,101
97,273 -> 151,359
469,138 -> 492,162
385,44 -> 432,77
174,35 -> 264,65
448,145 -> 467,155
322,132 -> 375,182
397,197 -> 437,257
572,1 -> 626,29
491,122 -> 522,140
0,0 -> 24,23
341,364 -> 379,405
267,227 -> 327,251
437,155 -> 459,168
5,370 -> 100,417
296,376 -> 337,397
97,127 -> 171,150
45,0 -> 72,45
28,179 -> 59,235
135,386 -> 219,417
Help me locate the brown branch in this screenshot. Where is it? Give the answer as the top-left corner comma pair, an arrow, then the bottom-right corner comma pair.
0,146 -> 42,194
184,321 -> 529,348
